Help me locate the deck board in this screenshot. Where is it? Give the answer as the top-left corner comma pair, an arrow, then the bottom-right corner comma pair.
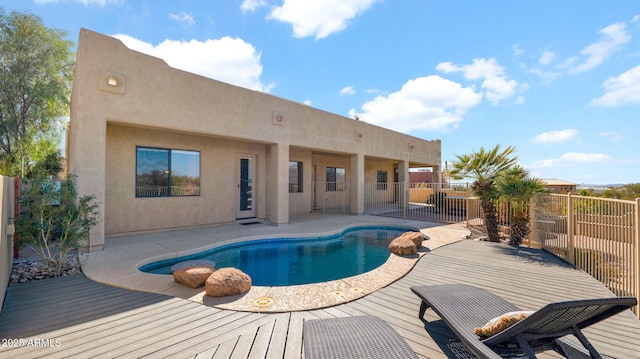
212,338 -> 239,359
264,313 -> 290,359
1,240 -> 639,358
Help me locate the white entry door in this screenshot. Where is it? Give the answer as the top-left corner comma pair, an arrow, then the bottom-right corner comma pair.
237,155 -> 256,219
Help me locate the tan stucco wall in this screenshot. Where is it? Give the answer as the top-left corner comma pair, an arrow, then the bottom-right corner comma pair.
69,29 -> 441,249
311,154 -> 352,210
0,176 -> 15,312
288,147 -> 313,214
105,125 -> 267,235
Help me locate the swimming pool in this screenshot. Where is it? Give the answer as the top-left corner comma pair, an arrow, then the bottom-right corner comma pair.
139,225 -> 415,286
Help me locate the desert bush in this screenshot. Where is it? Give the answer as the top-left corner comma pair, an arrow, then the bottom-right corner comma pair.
16,174 -> 98,276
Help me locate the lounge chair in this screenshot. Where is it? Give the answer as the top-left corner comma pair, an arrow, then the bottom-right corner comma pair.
303,316 -> 418,359
411,284 -> 637,359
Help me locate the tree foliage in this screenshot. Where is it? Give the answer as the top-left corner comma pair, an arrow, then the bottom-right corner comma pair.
496,168 -> 547,246
26,149 -> 64,178
600,183 -> 640,201
0,8 -> 74,176
16,173 -> 98,276
448,145 -> 518,242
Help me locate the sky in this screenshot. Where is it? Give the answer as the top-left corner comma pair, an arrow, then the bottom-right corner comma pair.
3,0 -> 639,185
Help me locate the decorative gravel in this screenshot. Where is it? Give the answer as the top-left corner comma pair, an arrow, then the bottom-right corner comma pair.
9,250 -> 80,285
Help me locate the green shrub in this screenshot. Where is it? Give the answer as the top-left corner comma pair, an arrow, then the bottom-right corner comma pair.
16,174 -> 98,276
427,192 -> 447,208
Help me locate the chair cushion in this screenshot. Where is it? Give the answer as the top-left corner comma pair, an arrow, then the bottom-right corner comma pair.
474,311 -> 533,338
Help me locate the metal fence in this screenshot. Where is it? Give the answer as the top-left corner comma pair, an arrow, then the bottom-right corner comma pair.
312,182 -> 351,213
315,182 -> 639,316
362,182 -> 481,225
530,193 -> 639,316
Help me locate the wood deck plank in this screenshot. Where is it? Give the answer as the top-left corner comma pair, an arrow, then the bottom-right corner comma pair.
6,299 -> 210,358
194,346 -> 218,359
229,326 -> 259,359
283,311 -> 316,359
132,311 -> 259,358
72,306 -> 237,358
265,313 -> 291,359
247,319 -> 277,359
142,312 -> 284,358
1,239 -> 640,359
211,338 -> 239,359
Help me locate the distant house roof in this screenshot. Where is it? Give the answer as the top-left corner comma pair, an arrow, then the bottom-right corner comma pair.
541,178 -> 577,186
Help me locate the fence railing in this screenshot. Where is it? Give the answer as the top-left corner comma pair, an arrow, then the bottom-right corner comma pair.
312,182 -> 350,213
135,185 -> 198,197
530,193 -> 639,316
361,183 -> 639,317
363,182 -> 481,225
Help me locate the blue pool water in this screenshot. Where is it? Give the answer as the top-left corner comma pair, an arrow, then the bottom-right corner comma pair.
139,226 -> 414,286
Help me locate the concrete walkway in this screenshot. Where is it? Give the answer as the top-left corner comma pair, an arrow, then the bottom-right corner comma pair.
80,213 -> 470,312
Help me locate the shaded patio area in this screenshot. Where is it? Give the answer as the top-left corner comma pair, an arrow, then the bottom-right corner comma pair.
1,217 -> 639,358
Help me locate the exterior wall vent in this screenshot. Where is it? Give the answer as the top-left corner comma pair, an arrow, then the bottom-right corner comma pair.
99,71 -> 126,95
272,111 -> 284,126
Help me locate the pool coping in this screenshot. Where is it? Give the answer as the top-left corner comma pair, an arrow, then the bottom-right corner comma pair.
79,215 -> 470,312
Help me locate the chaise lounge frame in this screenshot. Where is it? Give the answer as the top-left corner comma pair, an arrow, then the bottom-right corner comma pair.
411,283 -> 637,359
303,315 -> 418,359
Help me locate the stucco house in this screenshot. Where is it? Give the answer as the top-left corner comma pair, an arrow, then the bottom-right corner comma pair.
541,178 -> 577,194
68,29 -> 442,251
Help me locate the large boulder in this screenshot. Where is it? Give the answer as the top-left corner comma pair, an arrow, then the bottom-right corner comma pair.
205,267 -> 252,297
173,266 -> 216,289
397,232 -> 424,248
388,236 -> 417,256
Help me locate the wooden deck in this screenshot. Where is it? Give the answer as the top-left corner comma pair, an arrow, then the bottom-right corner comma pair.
1,240 -> 639,358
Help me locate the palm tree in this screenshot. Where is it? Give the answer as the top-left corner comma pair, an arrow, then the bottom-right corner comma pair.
496,170 -> 547,246
449,145 -> 518,242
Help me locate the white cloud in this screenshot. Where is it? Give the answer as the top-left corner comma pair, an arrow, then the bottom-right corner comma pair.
563,22 -> 631,74
303,99 -> 313,106
527,68 -> 561,83
530,129 -> 578,144
241,0 -> 267,12
513,45 -> 524,56
590,65 -> 640,106
169,12 -> 195,27
539,50 -> 555,65
339,86 -> 356,95
112,34 -> 274,92
267,0 -> 379,39
600,131 -> 624,141
349,75 -> 482,133
529,152 -> 613,169
436,58 -> 524,105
